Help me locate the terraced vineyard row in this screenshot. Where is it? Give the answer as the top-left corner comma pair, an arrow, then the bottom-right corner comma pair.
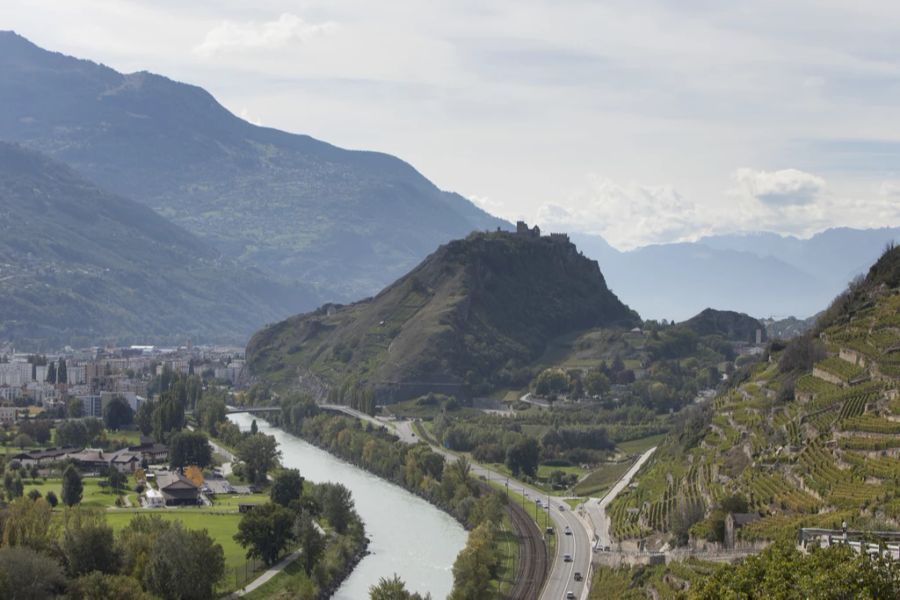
838,435 -> 900,451
841,413 -> 900,434
815,356 -> 866,382
798,439 -> 845,495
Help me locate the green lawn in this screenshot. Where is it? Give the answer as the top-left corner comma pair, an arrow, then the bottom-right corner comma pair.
242,558 -> 315,600
210,492 -> 270,509
616,432 -> 666,456
572,460 -> 635,497
26,477 -> 126,509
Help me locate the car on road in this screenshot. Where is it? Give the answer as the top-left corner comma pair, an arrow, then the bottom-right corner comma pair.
574,572 -> 583,581
566,591 -> 576,599
558,505 -> 565,511
563,553 -> 572,562
564,526 -> 572,535
545,526 -> 554,535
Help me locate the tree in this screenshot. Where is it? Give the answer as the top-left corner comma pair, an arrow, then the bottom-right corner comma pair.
293,512 -> 325,574
103,396 -> 134,430
0,546 -> 67,600
62,464 -> 84,507
143,523 -> 225,600
690,539 -> 900,599
505,437 -> 540,478
237,433 -> 280,485
449,522 -> 499,600
250,419 -> 258,435
169,430 -> 212,470
70,572 -> 155,600
234,502 -> 296,565
56,419 -> 90,447
135,400 -> 155,436
19,420 -> 51,445
0,497 -> 56,550
315,482 -> 355,534
152,396 -> 184,443
68,397 -> 85,419
107,466 -> 127,493
13,433 -> 33,449
45,490 -> 58,508
61,509 -> 120,576
370,574 -> 432,600
45,361 -> 57,384
271,469 -> 304,507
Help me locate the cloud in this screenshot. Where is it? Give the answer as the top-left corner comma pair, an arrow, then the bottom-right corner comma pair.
536,175 -> 706,249
194,13 -> 337,58
733,168 -> 826,206
879,181 -> 900,197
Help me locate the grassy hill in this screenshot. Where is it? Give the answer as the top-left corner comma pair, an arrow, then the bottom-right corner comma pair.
606,244 -> 900,546
0,142 -> 313,348
246,231 -> 639,401
0,31 -> 507,302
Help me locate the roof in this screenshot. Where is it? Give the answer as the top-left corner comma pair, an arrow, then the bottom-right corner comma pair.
109,449 -> 141,464
11,447 -> 80,460
68,448 -> 107,463
156,471 -> 199,492
728,512 -> 761,526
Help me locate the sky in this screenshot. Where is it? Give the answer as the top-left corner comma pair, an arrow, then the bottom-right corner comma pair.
3,0 -> 900,249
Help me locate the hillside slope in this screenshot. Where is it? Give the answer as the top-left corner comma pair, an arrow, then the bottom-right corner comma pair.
0,142 -> 311,348
680,308 -> 767,344
0,31 -> 507,300
607,245 -> 900,546
247,231 -> 639,401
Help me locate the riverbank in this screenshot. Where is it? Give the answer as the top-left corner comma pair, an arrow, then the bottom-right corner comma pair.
228,412 -> 466,599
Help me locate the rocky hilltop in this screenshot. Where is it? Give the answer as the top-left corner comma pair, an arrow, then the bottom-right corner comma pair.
247,227 -> 640,401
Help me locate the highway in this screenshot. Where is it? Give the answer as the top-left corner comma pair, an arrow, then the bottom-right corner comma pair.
333,409 -> 592,599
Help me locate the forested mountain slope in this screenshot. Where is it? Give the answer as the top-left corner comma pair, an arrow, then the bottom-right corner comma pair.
0,142 -> 306,348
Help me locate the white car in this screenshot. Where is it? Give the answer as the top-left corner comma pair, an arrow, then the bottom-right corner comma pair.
566,592 -> 576,600
563,553 -> 572,562
564,526 -> 572,535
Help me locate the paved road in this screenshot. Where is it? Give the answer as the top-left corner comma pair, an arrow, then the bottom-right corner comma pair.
584,447 -> 657,550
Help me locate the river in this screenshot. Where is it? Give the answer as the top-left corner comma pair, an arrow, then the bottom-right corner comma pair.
228,413 -> 467,599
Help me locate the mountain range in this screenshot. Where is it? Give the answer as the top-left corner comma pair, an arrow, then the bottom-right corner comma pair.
0,31 -> 506,304
0,31 -> 897,348
572,227 -> 900,322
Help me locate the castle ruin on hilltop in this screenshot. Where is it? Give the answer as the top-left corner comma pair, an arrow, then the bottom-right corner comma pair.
515,220 -> 569,242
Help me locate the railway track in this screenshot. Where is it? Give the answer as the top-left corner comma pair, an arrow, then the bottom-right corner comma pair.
506,497 -> 549,600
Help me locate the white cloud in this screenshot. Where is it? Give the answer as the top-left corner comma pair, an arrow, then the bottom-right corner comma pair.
194,13 -> 337,58
536,175 -> 706,249
879,181 -> 900,196
465,194 -> 504,214
733,168 -> 826,206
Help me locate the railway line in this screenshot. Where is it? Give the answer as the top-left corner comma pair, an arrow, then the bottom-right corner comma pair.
506,496 -> 549,600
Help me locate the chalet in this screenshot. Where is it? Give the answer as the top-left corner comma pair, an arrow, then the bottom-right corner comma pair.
144,487 -> 165,508
156,471 -> 200,506
108,449 -> 141,473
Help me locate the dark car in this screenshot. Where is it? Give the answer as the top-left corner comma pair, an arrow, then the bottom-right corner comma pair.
574,572 -> 583,581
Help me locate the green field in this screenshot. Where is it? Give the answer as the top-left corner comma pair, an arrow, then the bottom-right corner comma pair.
616,433 -> 666,455
573,460 -> 635,497
26,476 -> 129,509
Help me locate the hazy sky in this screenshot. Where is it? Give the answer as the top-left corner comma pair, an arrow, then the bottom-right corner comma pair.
4,0 -> 900,249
